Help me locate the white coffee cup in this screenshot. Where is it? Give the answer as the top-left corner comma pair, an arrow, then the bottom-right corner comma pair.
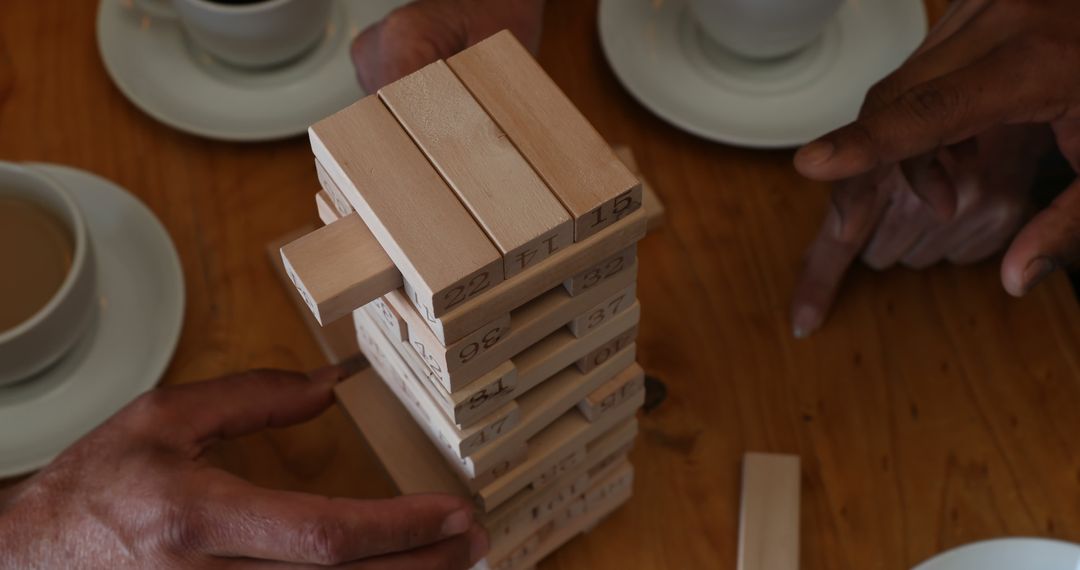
135,0 -> 333,69
0,163 -> 97,387
689,0 -> 844,60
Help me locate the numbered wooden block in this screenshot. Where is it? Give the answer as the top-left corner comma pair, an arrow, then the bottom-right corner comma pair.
314,159 -> 352,217
612,145 -> 665,231
575,325 -> 638,374
578,362 -> 645,422
476,389 -> 643,512
315,191 -> 338,224
447,31 -> 642,242
739,453 -> 801,570
584,460 -> 634,510
367,296 -> 408,343
568,283 -> 636,337
485,419 -> 637,558
310,95 -> 503,318
356,311 -> 521,459
380,60 -> 573,279
563,245 -> 636,297
280,213 -> 402,325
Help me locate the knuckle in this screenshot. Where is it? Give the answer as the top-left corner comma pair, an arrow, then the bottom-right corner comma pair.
901,82 -> 965,128
297,517 -> 353,565
864,78 -> 906,114
165,501 -> 209,554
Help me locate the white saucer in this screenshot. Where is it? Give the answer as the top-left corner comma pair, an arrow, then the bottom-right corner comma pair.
598,0 -> 927,148
96,0 -> 410,142
0,164 -> 184,478
914,538 -> 1080,570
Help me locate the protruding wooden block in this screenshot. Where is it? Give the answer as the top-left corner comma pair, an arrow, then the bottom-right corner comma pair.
380,60 -> 574,279
578,363 -> 645,422
448,31 -> 642,242
568,283 -> 636,337
310,95 -> 503,318
738,453 -> 801,570
281,213 -> 402,325
563,245 -> 636,297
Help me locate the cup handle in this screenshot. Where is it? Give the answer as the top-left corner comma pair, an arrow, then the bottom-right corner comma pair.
131,0 -> 178,20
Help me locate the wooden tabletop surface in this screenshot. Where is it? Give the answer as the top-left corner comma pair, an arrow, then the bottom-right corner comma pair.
4,1 -> 1080,568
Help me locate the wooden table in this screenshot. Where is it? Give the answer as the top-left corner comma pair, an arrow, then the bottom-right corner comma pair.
4,1 -> 1080,568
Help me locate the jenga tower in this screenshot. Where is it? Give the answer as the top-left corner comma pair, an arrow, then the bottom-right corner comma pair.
282,31 -> 660,569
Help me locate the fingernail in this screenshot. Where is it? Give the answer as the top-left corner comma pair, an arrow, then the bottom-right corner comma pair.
796,140 -> 835,168
469,527 -> 490,564
1021,257 -> 1055,295
441,509 -> 472,537
792,305 -> 819,339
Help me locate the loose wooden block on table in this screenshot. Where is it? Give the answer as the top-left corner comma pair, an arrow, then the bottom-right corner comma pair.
738,453 -> 801,570
403,261 -> 636,391
280,213 -> 402,325
309,95 -> 503,318
447,31 -> 642,242
379,60 -> 573,279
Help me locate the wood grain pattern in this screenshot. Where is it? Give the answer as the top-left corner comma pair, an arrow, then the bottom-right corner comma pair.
448,31 -> 642,241
8,2 -> 1080,569
310,95 -> 503,317
379,60 -> 574,278
280,213 -> 402,325
738,453 -> 801,570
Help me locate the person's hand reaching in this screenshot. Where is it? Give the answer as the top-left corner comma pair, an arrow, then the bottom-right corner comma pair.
0,359 -> 488,569
350,0 -> 545,93
792,0 -> 1080,336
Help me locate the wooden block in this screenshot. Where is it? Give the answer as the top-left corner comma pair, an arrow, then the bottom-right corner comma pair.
578,363 -> 645,422
476,375 -> 645,511
584,459 -> 634,510
568,283 -> 636,337
738,453 -> 801,570
367,296 -> 408,343
486,462 -> 634,570
267,227 -> 359,364
563,245 -> 636,297
575,325 -> 637,374
280,213 -> 402,325
465,347 -> 636,471
397,301 -> 639,431
310,95 -> 503,317
315,191 -> 338,224
402,261 -> 637,391
485,420 -> 637,557
314,159 -> 353,217
612,145 -> 665,232
356,312 -> 521,459
448,31 -> 642,242
379,60 -> 574,278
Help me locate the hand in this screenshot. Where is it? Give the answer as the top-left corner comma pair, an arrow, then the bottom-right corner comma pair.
793,0 -> 1080,331
350,0 -> 545,93
0,359 -> 488,569
791,125 -> 1054,336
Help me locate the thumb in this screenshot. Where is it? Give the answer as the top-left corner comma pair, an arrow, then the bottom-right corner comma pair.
1001,178 -> 1080,296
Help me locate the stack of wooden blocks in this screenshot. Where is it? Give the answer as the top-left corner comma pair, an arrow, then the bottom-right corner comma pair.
281,31 -> 661,569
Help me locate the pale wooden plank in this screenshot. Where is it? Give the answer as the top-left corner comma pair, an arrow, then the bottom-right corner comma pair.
280,214 -> 402,325
314,159 -> 352,217
563,245 -> 637,297
309,95 -> 503,317
578,363 -> 645,422
568,283 -> 636,338
315,191 -> 337,224
575,325 -> 637,375
401,261 -> 637,390
379,60 -> 574,278
448,31 -> 642,241
611,145 -> 665,232
738,453 -> 801,570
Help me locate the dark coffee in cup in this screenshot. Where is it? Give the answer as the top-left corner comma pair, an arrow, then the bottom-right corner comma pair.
0,196 -> 74,333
